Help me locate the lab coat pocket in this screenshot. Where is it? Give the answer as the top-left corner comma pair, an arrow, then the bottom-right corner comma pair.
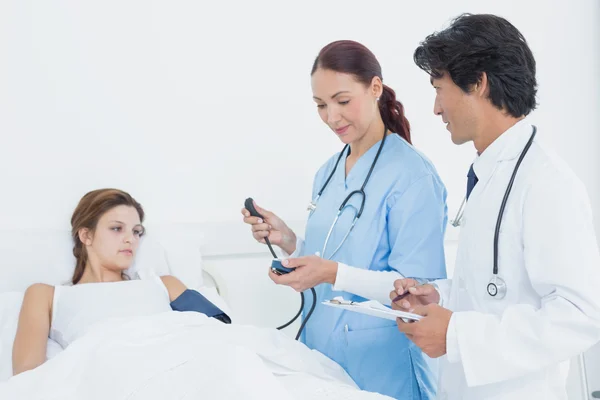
344,324 -> 420,399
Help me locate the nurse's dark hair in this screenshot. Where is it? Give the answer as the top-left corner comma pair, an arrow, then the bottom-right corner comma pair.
311,40 -> 411,144
414,13 -> 537,117
70,188 -> 145,285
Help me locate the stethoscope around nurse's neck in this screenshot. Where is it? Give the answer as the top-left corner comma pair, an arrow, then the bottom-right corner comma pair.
307,128 -> 388,260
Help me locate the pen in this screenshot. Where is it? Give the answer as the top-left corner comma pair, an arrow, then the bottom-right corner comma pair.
392,282 -> 422,303
391,291 -> 410,303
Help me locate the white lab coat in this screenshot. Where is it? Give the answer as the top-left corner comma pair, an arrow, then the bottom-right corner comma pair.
433,119 -> 600,400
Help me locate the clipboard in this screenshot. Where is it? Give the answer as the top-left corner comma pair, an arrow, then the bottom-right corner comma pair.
322,297 -> 422,322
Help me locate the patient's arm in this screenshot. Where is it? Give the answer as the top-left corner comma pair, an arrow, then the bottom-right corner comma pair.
160,275 -> 187,302
12,283 -> 54,376
160,275 -> 231,324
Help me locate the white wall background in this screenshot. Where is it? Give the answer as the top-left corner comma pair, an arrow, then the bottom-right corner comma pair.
0,0 -> 598,398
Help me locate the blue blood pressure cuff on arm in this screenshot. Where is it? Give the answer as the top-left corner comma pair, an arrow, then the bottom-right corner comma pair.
170,289 -> 231,324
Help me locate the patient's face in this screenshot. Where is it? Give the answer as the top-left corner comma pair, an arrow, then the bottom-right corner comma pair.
87,205 -> 145,271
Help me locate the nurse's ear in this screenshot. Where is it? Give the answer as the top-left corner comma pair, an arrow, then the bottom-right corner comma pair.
369,76 -> 383,100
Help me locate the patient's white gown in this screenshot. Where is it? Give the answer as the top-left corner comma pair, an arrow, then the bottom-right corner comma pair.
49,275 -> 172,349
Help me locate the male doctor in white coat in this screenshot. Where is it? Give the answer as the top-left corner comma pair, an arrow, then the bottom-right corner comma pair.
391,13 -> 600,399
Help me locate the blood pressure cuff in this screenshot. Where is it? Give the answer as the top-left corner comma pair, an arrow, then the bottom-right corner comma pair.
170,289 -> 231,324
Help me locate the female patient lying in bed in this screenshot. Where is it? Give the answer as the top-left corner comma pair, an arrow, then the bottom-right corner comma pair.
11,188 -> 230,376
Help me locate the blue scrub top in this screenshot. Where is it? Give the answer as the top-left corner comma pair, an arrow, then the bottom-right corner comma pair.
300,133 -> 447,399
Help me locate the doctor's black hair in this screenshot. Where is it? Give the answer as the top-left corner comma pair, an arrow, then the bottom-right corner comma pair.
414,13 -> 537,117
311,40 -> 411,144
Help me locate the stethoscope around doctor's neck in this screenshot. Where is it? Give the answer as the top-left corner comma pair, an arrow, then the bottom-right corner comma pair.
307,128 -> 389,260
451,125 -> 537,299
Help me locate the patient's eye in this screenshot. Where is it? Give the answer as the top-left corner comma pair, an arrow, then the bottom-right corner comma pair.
133,228 -> 144,237
111,226 -> 122,232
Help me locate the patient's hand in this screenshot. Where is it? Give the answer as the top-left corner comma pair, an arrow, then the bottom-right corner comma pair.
269,256 -> 337,292
241,200 -> 296,254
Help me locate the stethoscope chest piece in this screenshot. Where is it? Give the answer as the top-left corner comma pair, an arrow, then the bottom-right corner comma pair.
487,275 -> 507,299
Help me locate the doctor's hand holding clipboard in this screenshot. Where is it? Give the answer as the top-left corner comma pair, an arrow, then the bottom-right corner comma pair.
390,278 -> 452,359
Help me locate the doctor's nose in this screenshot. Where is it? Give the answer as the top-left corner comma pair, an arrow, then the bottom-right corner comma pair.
433,97 -> 443,116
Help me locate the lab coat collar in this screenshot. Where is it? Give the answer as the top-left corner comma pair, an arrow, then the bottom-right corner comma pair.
472,118 -> 534,185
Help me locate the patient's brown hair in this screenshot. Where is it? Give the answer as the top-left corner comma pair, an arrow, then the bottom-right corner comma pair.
70,189 -> 144,284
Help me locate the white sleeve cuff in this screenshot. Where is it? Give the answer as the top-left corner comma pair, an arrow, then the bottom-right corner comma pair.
332,262 -> 351,292
445,312 -> 460,363
281,236 -> 304,258
332,263 -> 402,305
431,278 -> 452,307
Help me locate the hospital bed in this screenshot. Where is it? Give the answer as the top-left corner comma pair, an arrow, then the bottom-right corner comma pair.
0,223 -> 595,399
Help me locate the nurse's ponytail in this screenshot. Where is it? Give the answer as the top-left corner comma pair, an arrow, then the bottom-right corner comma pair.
311,40 -> 412,144
379,84 -> 411,144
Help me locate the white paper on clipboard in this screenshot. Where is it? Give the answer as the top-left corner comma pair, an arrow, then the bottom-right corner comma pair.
322,297 -> 422,322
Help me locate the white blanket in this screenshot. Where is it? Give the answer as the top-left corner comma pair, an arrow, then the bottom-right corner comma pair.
0,312 -> 393,400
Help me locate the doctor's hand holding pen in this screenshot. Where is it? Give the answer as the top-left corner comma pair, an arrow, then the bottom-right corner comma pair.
389,278 -> 440,311
241,200 -> 297,255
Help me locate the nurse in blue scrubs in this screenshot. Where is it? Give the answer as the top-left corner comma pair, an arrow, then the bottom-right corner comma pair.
242,40 -> 447,399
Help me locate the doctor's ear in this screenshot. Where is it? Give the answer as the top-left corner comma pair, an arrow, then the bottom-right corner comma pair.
370,76 -> 383,100
78,228 -> 93,246
473,72 -> 489,97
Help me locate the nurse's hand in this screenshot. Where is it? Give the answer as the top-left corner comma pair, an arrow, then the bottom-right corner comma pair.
241,201 -> 296,255
269,256 -> 337,292
395,304 -> 452,358
389,279 -> 440,312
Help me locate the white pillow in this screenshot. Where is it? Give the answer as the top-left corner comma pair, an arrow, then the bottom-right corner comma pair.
0,229 -> 76,293
135,224 -> 207,290
0,292 -> 23,381
128,227 -> 204,289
